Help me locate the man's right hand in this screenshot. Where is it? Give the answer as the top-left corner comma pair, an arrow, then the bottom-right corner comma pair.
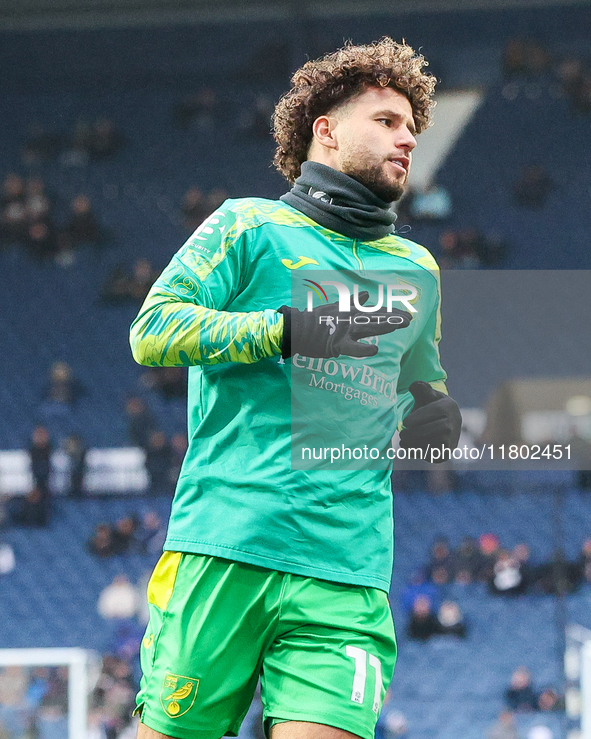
278,291 -> 411,359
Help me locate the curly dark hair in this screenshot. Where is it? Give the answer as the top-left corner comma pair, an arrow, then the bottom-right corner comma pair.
272,37 -> 437,184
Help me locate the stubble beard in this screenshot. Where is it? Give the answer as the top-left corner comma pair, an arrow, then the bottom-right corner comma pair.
339,147 -> 406,203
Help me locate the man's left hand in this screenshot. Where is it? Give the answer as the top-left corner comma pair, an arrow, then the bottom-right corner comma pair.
399,381 -> 462,459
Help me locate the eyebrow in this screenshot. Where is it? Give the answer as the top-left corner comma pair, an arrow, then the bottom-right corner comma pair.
373,109 -> 417,135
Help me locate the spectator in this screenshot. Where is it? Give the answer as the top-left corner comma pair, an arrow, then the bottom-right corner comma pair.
8,484 -> 51,527
505,666 -> 538,712
0,537 -> 15,574
88,524 -> 116,558
486,710 -> 519,739
125,396 -> 157,450
0,173 -> 27,244
502,38 -> 552,79
111,620 -> 144,662
100,264 -> 132,305
29,426 -> 52,492
409,182 -> 452,221
377,693 -> 409,739
440,227 -> 508,269
38,666 -> 68,715
136,511 -> 166,556
407,595 -> 440,641
489,549 -> 526,596
24,178 -> 51,225
60,118 -> 91,167
577,538 -> 591,582
88,118 -> 124,160
400,569 -> 440,614
204,188 -> 228,217
181,187 -> 228,231
513,543 -> 535,591
436,600 -> 467,638
141,366 -> 187,400
0,173 -> 25,209
145,431 -> 173,495
137,569 -> 152,626
62,194 -> 103,246
454,535 -> 484,584
514,165 -> 554,208
439,229 -> 481,270
478,230 -> 509,267
87,708 -> 109,739
127,258 -> 158,302
181,186 -> 208,230
26,666 -> 50,708
100,259 -> 158,304
478,533 -> 501,582
459,228 -> 487,265
0,665 -> 28,712
45,361 -> 84,407
503,38 -> 531,79
55,231 -> 81,268
111,516 -> 140,555
537,687 -> 564,711
173,88 -> 219,130
557,57 -> 591,114
63,434 -> 87,497
21,123 -> 62,165
26,220 -> 58,261
536,548 -> 581,595
239,94 -> 274,138
571,73 -> 591,115
527,727 -> 553,739
426,537 -> 456,585
97,575 -> 138,620
1,199 -> 28,244
383,712 -> 408,739
91,655 -> 137,739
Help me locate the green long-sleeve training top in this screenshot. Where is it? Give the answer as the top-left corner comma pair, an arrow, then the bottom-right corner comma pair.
130,197 -> 447,591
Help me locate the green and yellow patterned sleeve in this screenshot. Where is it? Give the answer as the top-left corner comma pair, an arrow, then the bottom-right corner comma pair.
129,205 -> 284,367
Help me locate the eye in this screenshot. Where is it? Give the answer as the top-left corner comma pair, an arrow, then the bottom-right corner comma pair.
377,118 -> 392,126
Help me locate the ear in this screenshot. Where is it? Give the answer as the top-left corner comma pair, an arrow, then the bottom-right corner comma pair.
311,115 -> 338,150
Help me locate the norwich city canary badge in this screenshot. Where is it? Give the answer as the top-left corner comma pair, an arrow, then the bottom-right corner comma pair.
160,673 -> 199,718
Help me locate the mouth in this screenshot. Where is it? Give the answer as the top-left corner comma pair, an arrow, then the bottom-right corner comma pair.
387,157 -> 409,175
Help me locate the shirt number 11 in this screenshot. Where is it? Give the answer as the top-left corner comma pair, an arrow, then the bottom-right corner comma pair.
345,645 -> 383,713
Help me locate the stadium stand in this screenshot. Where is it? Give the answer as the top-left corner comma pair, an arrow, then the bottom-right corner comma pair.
0,4 -> 590,738
1,488 -> 591,737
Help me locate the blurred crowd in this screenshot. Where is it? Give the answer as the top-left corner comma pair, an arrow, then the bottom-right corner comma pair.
87,511 -> 166,559
22,117 -> 124,168
396,533 -> 582,736
405,534 -> 591,601
0,656 -> 139,739
0,173 -> 104,265
503,37 -> 591,114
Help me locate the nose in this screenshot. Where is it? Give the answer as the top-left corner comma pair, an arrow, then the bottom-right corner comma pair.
398,127 -> 417,152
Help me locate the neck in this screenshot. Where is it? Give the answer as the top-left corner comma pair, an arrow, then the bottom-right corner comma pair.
280,161 -> 397,241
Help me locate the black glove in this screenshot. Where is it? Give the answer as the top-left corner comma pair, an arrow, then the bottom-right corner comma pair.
399,381 -> 462,457
278,291 -> 411,359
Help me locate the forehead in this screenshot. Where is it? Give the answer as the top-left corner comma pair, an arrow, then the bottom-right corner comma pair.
341,86 -> 414,119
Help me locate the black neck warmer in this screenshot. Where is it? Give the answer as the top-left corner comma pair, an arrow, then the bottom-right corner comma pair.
280,161 -> 397,241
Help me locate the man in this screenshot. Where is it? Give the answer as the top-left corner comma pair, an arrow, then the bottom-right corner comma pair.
130,38 -> 461,739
